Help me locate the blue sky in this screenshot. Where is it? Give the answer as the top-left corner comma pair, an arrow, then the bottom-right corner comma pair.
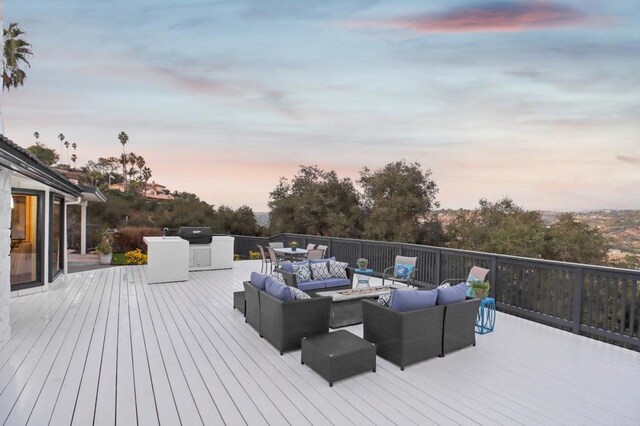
3,0 -> 640,211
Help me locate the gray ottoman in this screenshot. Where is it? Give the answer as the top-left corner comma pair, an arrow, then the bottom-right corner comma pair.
301,330 -> 376,387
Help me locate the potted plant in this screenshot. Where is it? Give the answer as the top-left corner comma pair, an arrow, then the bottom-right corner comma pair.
289,241 -> 299,252
356,258 -> 369,270
470,280 -> 491,298
96,228 -> 114,265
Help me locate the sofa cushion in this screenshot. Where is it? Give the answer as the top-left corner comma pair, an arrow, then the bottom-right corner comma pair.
291,287 -> 311,300
250,272 -> 268,290
323,278 -> 351,289
328,260 -> 348,279
378,293 -> 391,306
293,263 -> 312,282
297,280 -> 327,292
265,277 -> 294,302
388,289 -> 438,312
437,282 -> 467,305
280,260 -> 308,274
310,262 -> 332,280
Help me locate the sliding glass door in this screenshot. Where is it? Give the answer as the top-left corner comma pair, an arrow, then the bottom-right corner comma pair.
10,191 -> 44,290
50,195 -> 64,280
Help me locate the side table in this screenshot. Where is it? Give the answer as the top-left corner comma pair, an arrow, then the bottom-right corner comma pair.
354,269 -> 374,289
475,297 -> 495,334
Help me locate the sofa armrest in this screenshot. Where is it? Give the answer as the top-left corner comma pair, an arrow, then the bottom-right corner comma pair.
443,297 -> 482,355
276,268 -> 298,287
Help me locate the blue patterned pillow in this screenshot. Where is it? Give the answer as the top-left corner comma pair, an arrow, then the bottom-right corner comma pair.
293,264 -> 312,282
271,271 -> 285,283
310,262 -> 332,280
291,287 -> 310,300
394,263 -> 414,279
378,293 -> 391,306
328,260 -> 348,278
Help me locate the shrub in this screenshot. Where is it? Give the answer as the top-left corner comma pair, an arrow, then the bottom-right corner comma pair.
113,226 -> 162,252
233,254 -> 240,261
248,250 -> 262,260
125,249 -> 148,265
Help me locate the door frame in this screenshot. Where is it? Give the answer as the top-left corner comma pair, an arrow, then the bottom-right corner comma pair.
10,189 -> 45,291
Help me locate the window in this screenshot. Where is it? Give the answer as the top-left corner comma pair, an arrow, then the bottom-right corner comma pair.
10,191 -> 44,289
50,195 -> 64,280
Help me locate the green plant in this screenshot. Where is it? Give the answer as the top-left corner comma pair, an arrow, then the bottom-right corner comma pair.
249,250 -> 262,260
356,258 -> 369,269
96,239 -> 112,255
233,254 -> 240,261
470,280 -> 491,297
289,241 -> 299,249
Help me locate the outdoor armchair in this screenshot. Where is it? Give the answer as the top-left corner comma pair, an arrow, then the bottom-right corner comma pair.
362,299 -> 445,370
257,245 -> 272,273
440,266 -> 489,287
269,242 -> 284,248
381,256 -> 418,287
317,245 -> 329,258
259,291 -> 332,354
306,243 -> 316,250
306,249 -> 324,260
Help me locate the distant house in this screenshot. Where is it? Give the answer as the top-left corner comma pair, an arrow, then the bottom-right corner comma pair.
109,180 -> 173,200
0,135 -> 105,300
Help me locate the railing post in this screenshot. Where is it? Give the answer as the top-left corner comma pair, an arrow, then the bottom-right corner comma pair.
490,256 -> 498,299
435,250 -> 441,286
572,267 -> 584,334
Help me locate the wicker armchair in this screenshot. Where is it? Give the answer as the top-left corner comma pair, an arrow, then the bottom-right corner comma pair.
440,266 -> 489,287
259,291 -> 332,354
442,298 -> 482,355
381,256 -> 418,287
243,281 -> 262,334
362,299 -> 445,370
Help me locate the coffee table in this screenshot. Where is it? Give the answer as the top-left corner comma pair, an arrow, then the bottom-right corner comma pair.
316,285 -> 405,328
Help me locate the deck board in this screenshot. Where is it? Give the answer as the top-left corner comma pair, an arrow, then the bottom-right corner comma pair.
1,260 -> 639,425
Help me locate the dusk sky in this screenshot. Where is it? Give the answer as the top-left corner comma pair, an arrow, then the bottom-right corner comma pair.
3,0 -> 639,212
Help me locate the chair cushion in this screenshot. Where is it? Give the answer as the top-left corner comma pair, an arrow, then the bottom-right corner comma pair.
290,287 -> 311,300
388,289 -> 437,312
323,278 -> 351,289
250,272 -> 268,290
297,280 -> 327,292
310,262 -> 332,280
265,277 -> 294,302
293,263 -> 312,283
437,282 -> 467,305
394,263 -> 414,279
328,260 -> 348,278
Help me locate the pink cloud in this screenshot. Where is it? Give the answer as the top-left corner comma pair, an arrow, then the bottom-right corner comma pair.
351,1 -> 604,34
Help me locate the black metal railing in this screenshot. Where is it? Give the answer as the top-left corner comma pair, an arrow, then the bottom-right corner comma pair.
228,232 -> 640,351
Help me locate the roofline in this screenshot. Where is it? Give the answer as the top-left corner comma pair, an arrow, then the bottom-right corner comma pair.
0,135 -> 82,197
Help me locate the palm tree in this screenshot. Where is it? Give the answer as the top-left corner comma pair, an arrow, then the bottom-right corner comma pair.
72,142 -> 77,153
64,140 -> 70,165
118,131 -> 129,188
33,131 -> 39,142
71,153 -> 77,170
57,133 -> 65,165
2,23 -> 32,91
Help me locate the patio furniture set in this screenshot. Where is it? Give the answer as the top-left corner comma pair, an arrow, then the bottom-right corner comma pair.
257,242 -> 329,274
233,256 -> 488,385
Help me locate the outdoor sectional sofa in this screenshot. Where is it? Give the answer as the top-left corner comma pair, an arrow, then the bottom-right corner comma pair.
242,279 -> 332,354
276,260 -> 354,292
362,297 -> 482,370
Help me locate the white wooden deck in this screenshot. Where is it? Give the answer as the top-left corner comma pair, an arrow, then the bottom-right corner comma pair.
2,260 -> 639,425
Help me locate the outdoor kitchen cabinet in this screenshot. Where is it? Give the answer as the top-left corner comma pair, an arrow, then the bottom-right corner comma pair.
188,236 -> 234,271
143,236 -> 189,284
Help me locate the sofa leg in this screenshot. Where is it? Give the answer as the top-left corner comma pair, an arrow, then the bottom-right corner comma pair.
280,350 -> 283,355
400,366 -> 404,371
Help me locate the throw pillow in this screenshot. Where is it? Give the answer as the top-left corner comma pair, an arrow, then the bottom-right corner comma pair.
310,262 -> 332,280
271,271 -> 285,283
388,289 -> 438,312
328,260 -> 348,279
436,282 -> 467,305
394,263 -> 415,279
378,293 -> 391,306
265,277 -> 294,302
437,282 -> 450,289
290,287 -> 310,300
280,260 -> 309,274
250,272 -> 268,290
293,263 -> 312,283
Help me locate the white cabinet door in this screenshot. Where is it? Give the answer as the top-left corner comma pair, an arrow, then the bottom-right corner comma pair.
189,249 -> 195,268
195,249 -> 212,267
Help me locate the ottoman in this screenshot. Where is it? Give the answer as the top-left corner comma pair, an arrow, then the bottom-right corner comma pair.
233,291 -> 246,315
301,330 -> 376,387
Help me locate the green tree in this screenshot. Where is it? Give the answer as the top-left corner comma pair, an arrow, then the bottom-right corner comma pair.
64,140 -> 70,164
446,198 -> 546,258
26,142 -> 59,165
71,153 -> 77,169
359,160 -> 439,243
57,133 -> 65,164
543,213 -> 610,264
2,23 -> 32,90
268,165 -> 362,237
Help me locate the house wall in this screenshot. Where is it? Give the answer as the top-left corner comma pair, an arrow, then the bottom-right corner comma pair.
0,168 -> 11,344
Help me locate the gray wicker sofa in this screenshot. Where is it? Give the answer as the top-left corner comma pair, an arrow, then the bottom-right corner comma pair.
277,264 -> 354,292
242,279 -> 332,354
362,297 -> 481,370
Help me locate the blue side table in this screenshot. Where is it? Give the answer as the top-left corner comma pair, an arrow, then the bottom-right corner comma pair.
354,269 -> 374,289
475,297 -> 496,334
